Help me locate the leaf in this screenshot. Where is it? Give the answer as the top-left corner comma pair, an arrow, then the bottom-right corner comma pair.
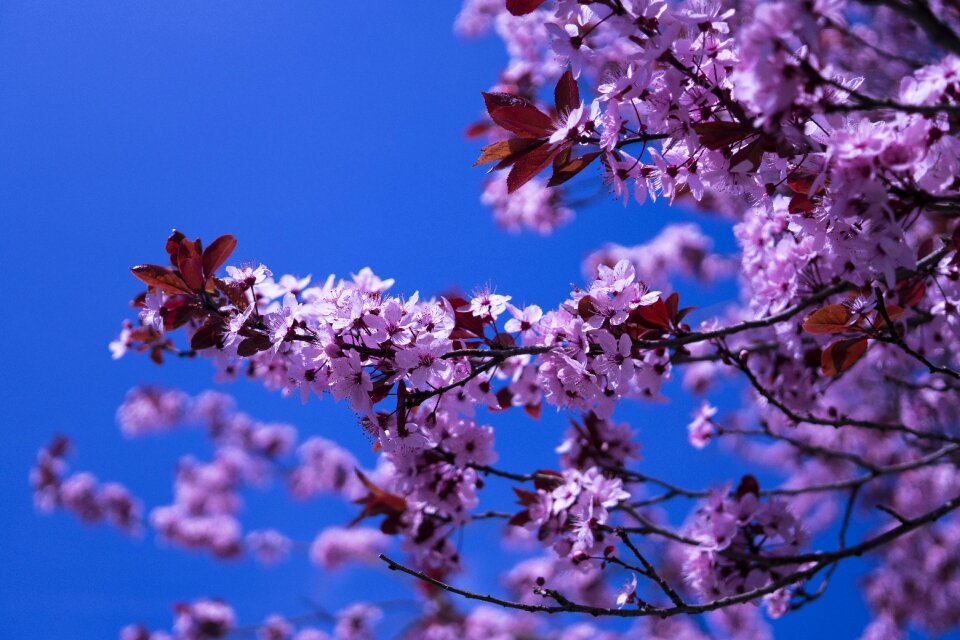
215,278 -> 250,311
789,193 -> 816,215
897,279 -> 926,308
548,151 -> 600,186
691,121 -> 751,150
165,230 -> 187,266
130,264 -> 193,295
176,241 -> 204,291
874,303 -> 904,329
473,138 -> 544,168
202,234 -> 237,278
822,338 -> 868,376
506,0 -> 546,15
481,91 -> 534,114
735,475 -> 760,499
532,469 -> 563,492
488,105 -> 554,139
507,143 -> 563,193
190,320 -> 224,351
802,304 -> 854,334
729,137 -> 765,173
350,469 -> 407,534
554,68 -> 579,114
237,335 -> 273,357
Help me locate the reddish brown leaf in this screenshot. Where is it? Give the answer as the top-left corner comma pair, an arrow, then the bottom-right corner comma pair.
524,403 -> 542,420
897,279 -> 926,308
163,298 -> 198,331
447,296 -> 486,338
507,143 -> 563,193
506,0 -> 547,15
473,138 -> 544,167
488,105 -> 554,139
822,337 -> 868,376
215,278 -> 250,311
802,304 -> 855,334
482,91 -> 534,114
735,475 -> 760,499
237,335 -> 273,357
202,234 -> 237,278
130,264 -> 193,295
190,320 -> 224,351
495,387 -> 513,410
729,137 -> 765,173
508,510 -> 532,527
464,121 -> 492,139
786,172 -> 818,195
165,230 -> 187,266
632,299 -> 671,331
532,469 -> 563,492
874,304 -> 904,329
176,241 -> 204,291
691,121 -> 752,150
789,193 -> 816,215
554,68 -> 580,114
548,151 -> 600,187
350,469 -> 407,534
512,487 -> 539,506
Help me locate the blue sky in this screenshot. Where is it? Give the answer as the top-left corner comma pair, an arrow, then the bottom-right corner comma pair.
0,2 -> 892,638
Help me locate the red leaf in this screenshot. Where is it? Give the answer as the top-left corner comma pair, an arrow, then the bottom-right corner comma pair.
632,299 -> 671,331
176,241 -> 204,291
130,265 -> 193,295
474,138 -> 544,168
691,121 -> 752,150
532,469 -> 563,491
190,320 -> 224,351
897,279 -> 926,308
802,304 -> 855,334
163,298 -> 198,331
482,91 -> 534,114
554,69 -> 580,114
447,296 -> 486,338
165,230 -> 187,267
729,137 -> 765,173
488,105 -> 554,139
821,338 -> 868,376
237,335 -> 273,357
735,475 -> 760,499
506,0 -> 546,15
507,143 -> 563,193
548,151 -> 600,186
789,193 -> 816,215
202,234 -> 237,278
524,403 -> 542,419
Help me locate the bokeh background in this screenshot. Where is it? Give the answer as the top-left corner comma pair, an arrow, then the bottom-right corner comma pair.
0,2 -> 891,637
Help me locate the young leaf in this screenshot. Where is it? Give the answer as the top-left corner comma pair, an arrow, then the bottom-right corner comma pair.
488,105 -> 555,139
176,241 -> 204,291
481,91 -> 534,114
505,0 -> 547,16
802,304 -> 854,334
554,68 -> 580,114
473,138 -> 543,167
130,265 -> 193,295
691,121 -> 752,150
202,234 -> 238,278
237,335 -> 273,357
507,143 -> 563,193
821,338 -> 868,376
548,151 -> 599,186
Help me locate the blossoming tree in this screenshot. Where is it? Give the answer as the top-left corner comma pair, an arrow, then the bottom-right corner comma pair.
33,0 -> 960,638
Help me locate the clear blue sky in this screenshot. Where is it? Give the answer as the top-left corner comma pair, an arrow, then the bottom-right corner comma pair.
0,2 -> 902,638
